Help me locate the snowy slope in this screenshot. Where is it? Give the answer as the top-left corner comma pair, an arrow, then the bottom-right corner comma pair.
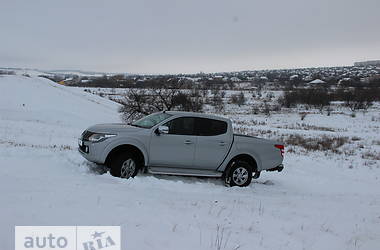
0,75 -> 120,147
0,68 -> 108,77
0,76 -> 380,250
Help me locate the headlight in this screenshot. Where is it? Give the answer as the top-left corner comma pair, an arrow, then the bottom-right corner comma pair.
88,133 -> 116,142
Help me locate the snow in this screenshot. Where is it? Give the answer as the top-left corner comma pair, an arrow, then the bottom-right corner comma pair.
0,68 -> 53,77
0,68 -> 111,80
0,68 -> 108,78
1,75 -> 380,250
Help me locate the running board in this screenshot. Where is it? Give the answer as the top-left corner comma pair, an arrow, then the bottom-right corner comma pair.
147,166 -> 223,177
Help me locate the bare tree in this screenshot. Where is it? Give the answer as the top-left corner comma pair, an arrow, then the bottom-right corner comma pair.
211,91 -> 224,112
230,91 -> 246,106
119,81 -> 204,122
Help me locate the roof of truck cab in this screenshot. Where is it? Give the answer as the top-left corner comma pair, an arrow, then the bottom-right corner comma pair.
164,111 -> 230,121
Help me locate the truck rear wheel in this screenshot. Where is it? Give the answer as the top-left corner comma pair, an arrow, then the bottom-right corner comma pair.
110,152 -> 139,179
225,161 -> 253,187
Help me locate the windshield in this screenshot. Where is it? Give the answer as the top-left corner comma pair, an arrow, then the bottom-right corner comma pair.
131,113 -> 172,129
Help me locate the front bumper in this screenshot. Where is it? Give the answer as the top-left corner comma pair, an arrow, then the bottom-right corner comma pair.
78,139 -> 107,164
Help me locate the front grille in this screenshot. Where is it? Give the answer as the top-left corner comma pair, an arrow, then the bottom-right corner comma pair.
81,130 -> 93,141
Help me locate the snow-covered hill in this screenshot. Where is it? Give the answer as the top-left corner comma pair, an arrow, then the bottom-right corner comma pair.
0,67 -> 109,77
0,75 -> 120,147
0,76 -> 379,250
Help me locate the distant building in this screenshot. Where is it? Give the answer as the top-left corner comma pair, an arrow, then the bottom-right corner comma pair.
234,82 -> 252,89
308,79 -> 325,84
230,77 -> 241,82
289,74 -> 299,80
338,78 -> 352,85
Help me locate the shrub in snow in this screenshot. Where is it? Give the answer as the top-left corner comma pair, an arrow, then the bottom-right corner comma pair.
283,134 -> 349,152
230,91 -> 246,106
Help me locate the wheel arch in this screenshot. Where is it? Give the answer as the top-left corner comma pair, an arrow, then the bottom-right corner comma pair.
105,144 -> 146,168
223,154 -> 258,176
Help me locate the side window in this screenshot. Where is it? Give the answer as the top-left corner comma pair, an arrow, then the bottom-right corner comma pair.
196,118 -> 227,136
164,117 -> 195,135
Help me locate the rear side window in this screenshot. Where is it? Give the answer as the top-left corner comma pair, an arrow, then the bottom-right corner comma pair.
196,118 -> 227,136
164,117 -> 195,135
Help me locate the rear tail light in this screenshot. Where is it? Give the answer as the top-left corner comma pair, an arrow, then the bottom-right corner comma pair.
275,144 -> 284,157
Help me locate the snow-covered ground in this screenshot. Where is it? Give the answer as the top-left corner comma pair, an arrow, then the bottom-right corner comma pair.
0,76 -> 379,250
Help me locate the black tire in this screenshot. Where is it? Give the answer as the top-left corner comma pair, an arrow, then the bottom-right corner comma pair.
224,161 -> 253,187
110,152 -> 140,179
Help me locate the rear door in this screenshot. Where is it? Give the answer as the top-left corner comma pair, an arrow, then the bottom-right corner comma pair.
149,117 -> 196,168
193,118 -> 232,170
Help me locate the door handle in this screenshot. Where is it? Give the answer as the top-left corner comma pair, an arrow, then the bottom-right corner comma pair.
184,140 -> 193,145
219,141 -> 226,146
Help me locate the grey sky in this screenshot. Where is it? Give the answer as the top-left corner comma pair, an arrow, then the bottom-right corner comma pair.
1,0 -> 379,74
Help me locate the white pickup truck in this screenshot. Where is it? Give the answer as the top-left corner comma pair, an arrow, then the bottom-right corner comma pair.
78,111 -> 284,187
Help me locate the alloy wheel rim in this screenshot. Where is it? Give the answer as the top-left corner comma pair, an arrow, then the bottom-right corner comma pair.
120,159 -> 136,178
232,167 -> 248,185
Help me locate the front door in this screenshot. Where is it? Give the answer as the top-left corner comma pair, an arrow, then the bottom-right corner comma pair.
149,117 -> 196,168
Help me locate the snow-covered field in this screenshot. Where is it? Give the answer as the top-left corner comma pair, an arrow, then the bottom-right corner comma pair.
1,75 -> 379,250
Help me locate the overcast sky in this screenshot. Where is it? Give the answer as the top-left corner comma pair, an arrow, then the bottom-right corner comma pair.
1,0 -> 379,74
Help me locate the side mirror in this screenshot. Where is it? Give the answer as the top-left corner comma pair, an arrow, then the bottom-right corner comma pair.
156,125 -> 169,135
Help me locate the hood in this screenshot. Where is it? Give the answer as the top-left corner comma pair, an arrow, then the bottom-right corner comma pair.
86,123 -> 145,134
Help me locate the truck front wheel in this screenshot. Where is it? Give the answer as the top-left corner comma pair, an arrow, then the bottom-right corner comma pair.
110,152 -> 139,179
225,161 -> 253,187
